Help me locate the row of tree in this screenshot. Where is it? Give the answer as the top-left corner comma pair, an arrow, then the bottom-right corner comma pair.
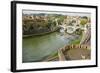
22,14 -> 65,35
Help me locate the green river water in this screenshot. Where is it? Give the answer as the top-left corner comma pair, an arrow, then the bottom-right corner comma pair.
22,32 -> 79,63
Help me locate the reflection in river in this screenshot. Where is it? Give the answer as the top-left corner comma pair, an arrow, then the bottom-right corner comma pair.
22,32 -> 79,63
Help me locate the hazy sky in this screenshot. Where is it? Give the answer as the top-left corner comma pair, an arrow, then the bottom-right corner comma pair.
23,10 -> 91,17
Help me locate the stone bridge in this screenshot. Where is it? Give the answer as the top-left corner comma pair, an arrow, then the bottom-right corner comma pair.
54,18 -> 86,34
58,24 -> 86,34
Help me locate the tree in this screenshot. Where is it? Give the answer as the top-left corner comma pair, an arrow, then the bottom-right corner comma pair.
80,17 -> 88,26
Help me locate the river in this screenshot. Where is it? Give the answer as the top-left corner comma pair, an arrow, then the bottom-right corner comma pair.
22,32 -> 79,63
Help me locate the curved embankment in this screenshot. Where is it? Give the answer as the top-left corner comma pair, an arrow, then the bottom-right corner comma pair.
44,44 -> 90,61
23,28 -> 58,38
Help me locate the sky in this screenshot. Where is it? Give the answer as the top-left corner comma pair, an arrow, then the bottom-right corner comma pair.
22,10 -> 91,17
